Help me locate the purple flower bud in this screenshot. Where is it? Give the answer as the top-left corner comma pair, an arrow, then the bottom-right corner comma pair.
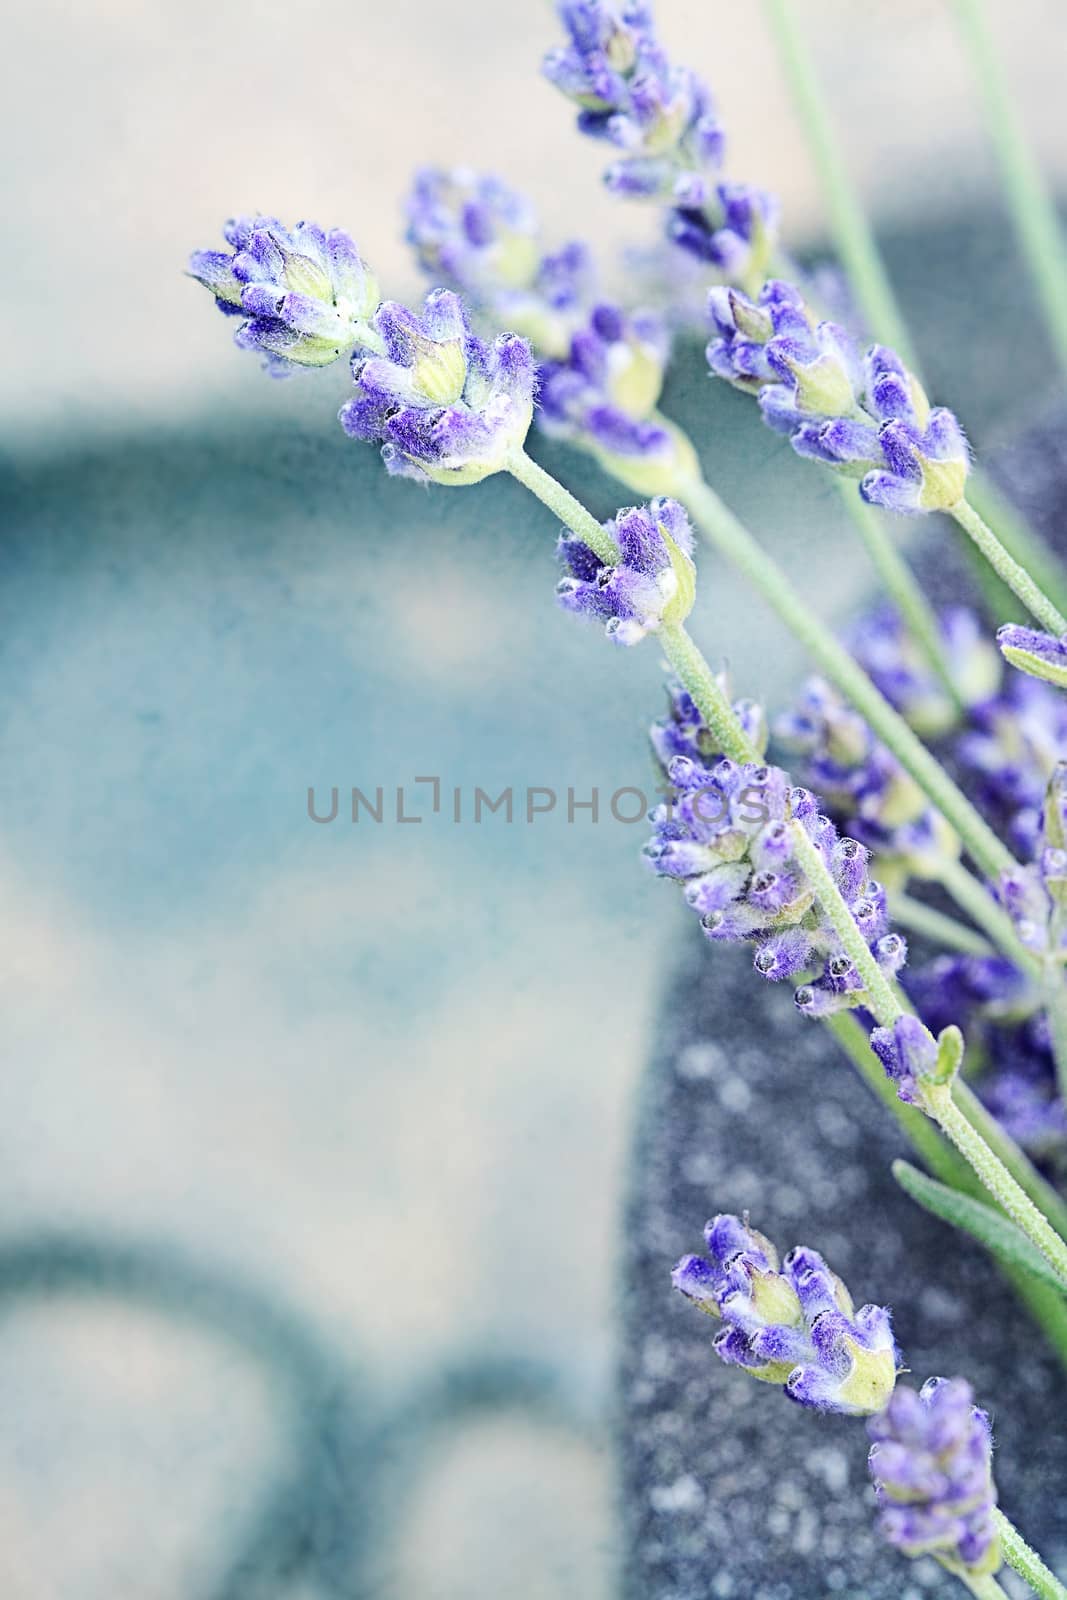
997,622 -> 1067,689
557,498 -> 694,644
339,291 -> 535,485
188,215 -> 380,374
868,1377 -> 1001,1577
673,1218 -> 898,1414
705,276 -> 969,514
869,1015 -> 939,1105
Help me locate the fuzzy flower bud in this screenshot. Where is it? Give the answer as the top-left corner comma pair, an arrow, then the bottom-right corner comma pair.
539,302 -> 698,493
557,498 -> 695,643
338,290 -> 535,484
868,1377 -> 1001,1578
188,216 -> 380,374
869,1015 -> 962,1107
708,283 -> 970,514
673,1215 -> 899,1415
997,623 -> 1067,689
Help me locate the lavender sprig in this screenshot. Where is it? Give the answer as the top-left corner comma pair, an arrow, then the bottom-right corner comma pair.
405,167 -> 589,359
556,496 -> 695,644
338,290 -> 536,485
542,2 -> 777,285
672,1214 -> 898,1414
708,279 -> 970,516
868,1377 -> 1001,1579
188,216 -> 380,373
643,679 -> 908,1017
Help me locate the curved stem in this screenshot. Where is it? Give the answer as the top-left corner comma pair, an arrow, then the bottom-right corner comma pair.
927,1086 -> 1067,1287
961,1576 -> 1012,1600
996,1511 -> 1067,1600
890,891 -> 995,958
506,445 -> 619,565
953,0 -> 1067,378
658,623 -> 755,764
929,855 -> 1043,979
954,1078 -> 1067,1246
678,473 -> 1017,882
828,1013 -> 1067,1372
951,498 -> 1067,636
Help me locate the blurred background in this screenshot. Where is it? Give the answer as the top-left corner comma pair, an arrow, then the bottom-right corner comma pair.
1,3 -> 1065,1596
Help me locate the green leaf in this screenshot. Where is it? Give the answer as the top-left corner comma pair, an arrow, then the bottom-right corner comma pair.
892,1160 -> 1067,1297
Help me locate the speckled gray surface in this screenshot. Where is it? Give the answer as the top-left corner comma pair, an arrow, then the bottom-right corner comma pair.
620,942 -> 1067,1600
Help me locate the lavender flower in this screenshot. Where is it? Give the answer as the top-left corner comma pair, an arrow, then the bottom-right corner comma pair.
405,168 -> 590,358
775,676 -> 954,872
556,497 -> 695,643
188,216 -> 380,374
404,167 -> 694,491
338,290 -> 536,484
997,622 -> 1067,689
869,1014 -> 948,1107
645,688 -> 907,1015
542,2 -> 776,284
707,281 -> 970,514
672,1214 -> 898,1414
539,302 -> 699,493
868,1377 -> 1001,1577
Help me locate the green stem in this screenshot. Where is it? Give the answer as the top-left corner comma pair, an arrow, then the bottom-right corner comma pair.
506,445 -> 619,566
953,0 -> 1067,377
678,473 -> 1017,882
789,827 -> 901,1026
827,1013 -> 1067,1370
927,1086 -> 1067,1286
826,1011 -> 954,1173
764,0 -> 1067,619
929,855 -> 1043,979
954,1078 -> 1067,1246
961,1575 -> 1012,1600
658,623 -> 755,764
951,498 -> 1067,635
996,1511 -> 1067,1600
839,484 -> 962,709
890,891 -> 995,958
965,473 -> 1067,623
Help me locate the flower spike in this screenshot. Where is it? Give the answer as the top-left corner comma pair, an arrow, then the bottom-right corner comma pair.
868,1377 -> 1001,1578
339,290 -> 536,485
673,1215 -> 899,1416
708,282 -> 971,514
188,216 -> 380,374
